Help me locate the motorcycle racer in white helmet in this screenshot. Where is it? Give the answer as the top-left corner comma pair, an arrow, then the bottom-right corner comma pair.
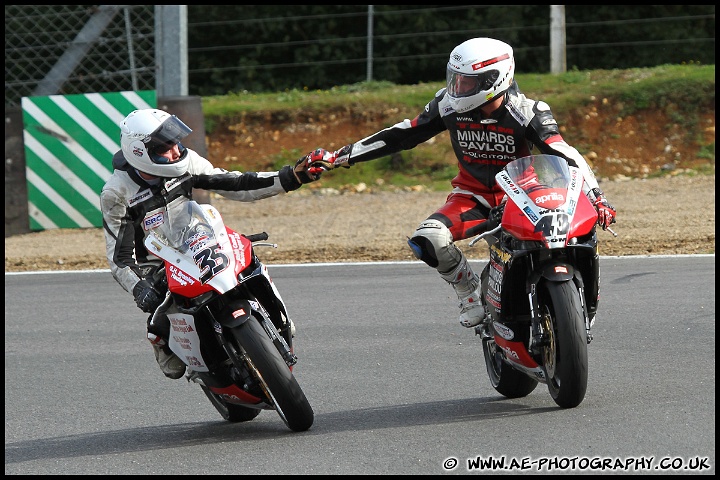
305,37 -> 616,330
102,108 -> 319,379
446,37 -> 515,113
119,109 -> 193,178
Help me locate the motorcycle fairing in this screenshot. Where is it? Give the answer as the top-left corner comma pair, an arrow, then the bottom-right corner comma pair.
493,337 -> 546,381
226,229 -> 254,274
208,384 -> 267,408
166,312 -> 212,372
144,203 -> 244,295
496,163 -> 585,248
163,261 -> 215,297
485,242 -> 510,316
240,264 -> 292,333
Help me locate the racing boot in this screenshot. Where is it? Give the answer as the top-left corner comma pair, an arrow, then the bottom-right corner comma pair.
147,332 -> 186,379
440,256 -> 486,328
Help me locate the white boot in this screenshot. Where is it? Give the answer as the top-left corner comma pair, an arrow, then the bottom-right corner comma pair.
440,257 -> 486,328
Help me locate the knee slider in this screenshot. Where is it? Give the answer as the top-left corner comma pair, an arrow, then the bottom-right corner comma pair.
407,219 -> 462,270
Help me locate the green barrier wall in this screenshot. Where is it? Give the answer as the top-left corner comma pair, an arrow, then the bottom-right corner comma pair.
21,90 -> 156,231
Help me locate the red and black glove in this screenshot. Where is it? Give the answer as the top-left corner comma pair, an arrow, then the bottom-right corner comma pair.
293,152 -> 322,184
306,145 -> 353,173
592,191 -> 617,230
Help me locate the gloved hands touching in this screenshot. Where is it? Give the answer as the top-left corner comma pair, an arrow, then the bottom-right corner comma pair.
133,279 -> 163,313
592,192 -> 617,230
293,151 -> 323,184
308,145 -> 353,171
294,145 -> 353,184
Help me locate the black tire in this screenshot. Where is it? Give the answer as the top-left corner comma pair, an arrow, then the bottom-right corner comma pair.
200,385 -> 262,423
232,316 -> 314,432
482,336 -> 538,398
538,281 -> 588,408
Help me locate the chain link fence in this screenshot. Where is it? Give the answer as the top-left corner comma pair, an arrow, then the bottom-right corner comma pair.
5,5 -> 155,108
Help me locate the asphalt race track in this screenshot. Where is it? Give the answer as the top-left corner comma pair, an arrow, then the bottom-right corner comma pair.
5,256 -> 715,475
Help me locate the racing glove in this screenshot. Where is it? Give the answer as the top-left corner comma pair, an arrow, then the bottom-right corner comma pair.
293,152 -> 323,184
306,145 -> 353,172
133,279 -> 163,313
592,191 -> 617,230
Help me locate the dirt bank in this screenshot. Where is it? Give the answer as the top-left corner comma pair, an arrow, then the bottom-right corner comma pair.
4,174 -> 715,273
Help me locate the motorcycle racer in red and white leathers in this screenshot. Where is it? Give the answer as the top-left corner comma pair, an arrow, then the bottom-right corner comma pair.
307,37 -> 616,328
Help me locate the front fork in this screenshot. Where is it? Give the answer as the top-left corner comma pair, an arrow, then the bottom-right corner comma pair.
526,274 -> 594,354
207,303 -> 297,368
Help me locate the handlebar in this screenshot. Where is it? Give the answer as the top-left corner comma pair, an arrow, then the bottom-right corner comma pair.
244,232 -> 269,242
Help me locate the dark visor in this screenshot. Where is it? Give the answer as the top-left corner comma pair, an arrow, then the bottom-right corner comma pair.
447,68 -> 501,98
144,115 -> 192,154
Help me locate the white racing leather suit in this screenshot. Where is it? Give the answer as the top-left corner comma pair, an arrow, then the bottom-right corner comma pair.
101,148 -> 302,295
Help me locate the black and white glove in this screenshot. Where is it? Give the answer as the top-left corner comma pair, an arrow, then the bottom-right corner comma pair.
293,151 -> 323,184
133,279 -> 163,313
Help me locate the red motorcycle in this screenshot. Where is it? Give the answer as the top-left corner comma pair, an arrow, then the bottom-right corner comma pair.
469,154 -> 615,408
144,200 -> 313,431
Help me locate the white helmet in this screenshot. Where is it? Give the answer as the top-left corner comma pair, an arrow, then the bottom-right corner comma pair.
119,109 -> 192,177
446,38 -> 515,113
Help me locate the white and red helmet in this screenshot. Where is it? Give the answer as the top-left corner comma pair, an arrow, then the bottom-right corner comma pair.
120,109 -> 192,177
446,38 -> 515,113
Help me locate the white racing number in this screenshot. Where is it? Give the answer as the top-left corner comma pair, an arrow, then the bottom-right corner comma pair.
535,211 -> 569,244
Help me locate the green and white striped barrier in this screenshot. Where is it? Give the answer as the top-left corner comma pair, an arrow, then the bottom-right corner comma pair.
21,90 -> 157,231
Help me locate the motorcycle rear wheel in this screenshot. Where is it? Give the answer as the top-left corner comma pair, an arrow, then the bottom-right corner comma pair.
482,336 -> 538,398
232,316 -> 314,432
538,281 -> 588,408
200,385 -> 262,422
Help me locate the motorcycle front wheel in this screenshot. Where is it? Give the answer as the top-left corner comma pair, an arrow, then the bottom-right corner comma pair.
200,385 -> 262,422
538,280 -> 588,408
232,316 -> 314,432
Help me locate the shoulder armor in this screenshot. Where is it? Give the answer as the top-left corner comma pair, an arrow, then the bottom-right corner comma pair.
536,100 -> 551,112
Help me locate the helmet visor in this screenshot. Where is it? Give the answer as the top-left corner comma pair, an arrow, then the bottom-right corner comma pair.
446,67 -> 500,98
144,116 -> 192,160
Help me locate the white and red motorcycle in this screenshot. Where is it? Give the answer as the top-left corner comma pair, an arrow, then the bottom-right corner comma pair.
144,200 -> 313,432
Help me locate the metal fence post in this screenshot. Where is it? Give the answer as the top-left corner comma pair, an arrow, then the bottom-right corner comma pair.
550,5 -> 567,74
154,5 -> 188,97
367,5 -> 374,82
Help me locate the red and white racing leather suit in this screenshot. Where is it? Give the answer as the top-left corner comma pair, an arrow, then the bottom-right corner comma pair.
340,81 -> 601,242
329,81 -> 604,322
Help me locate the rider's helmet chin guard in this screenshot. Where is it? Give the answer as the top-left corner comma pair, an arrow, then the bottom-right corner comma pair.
120,109 -> 192,178
446,37 -> 515,113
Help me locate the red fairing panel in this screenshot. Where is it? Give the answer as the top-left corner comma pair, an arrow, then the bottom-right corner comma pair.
494,337 -> 540,370
166,261 -> 214,296
226,228 -> 254,277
